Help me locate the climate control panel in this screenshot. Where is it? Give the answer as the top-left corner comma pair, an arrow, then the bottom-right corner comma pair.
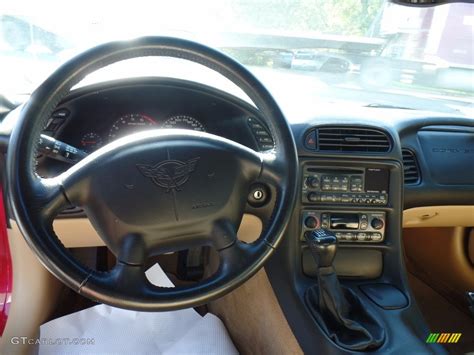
301,210 -> 386,243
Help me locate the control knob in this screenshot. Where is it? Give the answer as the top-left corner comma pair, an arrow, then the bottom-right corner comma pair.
304,216 -> 319,229
306,176 -> 320,189
307,192 -> 320,202
371,218 -> 384,230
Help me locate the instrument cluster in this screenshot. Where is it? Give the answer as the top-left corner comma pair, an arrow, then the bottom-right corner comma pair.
78,113 -> 206,153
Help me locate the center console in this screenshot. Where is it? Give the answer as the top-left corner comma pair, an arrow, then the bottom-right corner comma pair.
300,165 -> 389,245
298,161 -> 393,279
264,121 -> 444,354
266,151 -> 444,354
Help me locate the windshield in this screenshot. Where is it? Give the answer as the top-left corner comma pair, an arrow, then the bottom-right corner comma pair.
1,0 -> 473,115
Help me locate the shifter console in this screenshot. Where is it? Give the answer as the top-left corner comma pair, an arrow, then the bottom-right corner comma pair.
304,229 -> 386,351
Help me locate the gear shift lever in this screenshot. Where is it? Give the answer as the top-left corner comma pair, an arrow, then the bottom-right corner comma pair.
304,229 -> 385,351
305,229 -> 337,268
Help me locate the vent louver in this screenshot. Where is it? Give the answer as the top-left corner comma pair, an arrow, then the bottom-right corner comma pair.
316,127 -> 391,153
402,149 -> 421,185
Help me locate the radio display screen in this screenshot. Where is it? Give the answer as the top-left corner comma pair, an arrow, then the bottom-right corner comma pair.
330,213 -> 359,229
365,168 -> 389,193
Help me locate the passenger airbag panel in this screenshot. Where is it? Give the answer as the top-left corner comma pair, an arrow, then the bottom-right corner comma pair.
418,131 -> 474,185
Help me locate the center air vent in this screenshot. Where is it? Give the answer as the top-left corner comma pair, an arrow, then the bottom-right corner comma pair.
304,126 -> 391,153
402,148 -> 421,185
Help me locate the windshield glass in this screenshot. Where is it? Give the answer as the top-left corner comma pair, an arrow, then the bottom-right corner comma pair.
1,0 -> 473,115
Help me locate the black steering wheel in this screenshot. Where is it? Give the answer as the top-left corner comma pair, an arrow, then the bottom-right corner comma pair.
7,37 -> 298,311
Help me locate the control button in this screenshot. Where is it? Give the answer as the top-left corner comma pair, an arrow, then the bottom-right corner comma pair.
341,194 -> 351,203
345,232 -> 356,241
378,195 -> 388,205
304,130 -> 317,150
336,232 -> 344,240
254,129 -> 269,136
257,136 -> 273,143
321,222 -> 329,228
307,192 -> 321,202
52,108 -> 70,118
357,233 -> 367,241
45,118 -> 66,131
259,143 -> 274,150
248,121 -> 263,130
350,186 -> 359,192
304,216 -> 319,229
371,218 -> 384,230
306,176 -> 320,189
371,233 -> 383,242
360,221 -> 368,230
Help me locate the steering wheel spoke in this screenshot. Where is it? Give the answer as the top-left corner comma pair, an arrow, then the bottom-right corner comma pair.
216,239 -> 269,280
209,219 -> 239,250
33,176 -> 72,223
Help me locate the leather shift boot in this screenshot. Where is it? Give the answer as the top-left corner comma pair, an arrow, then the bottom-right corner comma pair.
305,266 -> 385,351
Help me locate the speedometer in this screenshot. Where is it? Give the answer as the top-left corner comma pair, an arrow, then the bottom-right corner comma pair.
162,115 -> 206,132
108,113 -> 157,141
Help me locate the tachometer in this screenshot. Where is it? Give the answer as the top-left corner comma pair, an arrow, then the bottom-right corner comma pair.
80,132 -> 102,152
162,115 -> 206,132
108,113 -> 157,141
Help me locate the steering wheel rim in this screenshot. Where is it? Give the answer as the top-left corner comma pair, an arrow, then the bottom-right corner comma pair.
7,36 -> 298,311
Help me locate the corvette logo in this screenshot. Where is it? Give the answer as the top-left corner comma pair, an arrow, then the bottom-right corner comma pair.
137,157 -> 200,192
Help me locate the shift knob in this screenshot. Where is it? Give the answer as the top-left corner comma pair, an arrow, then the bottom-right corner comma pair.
305,229 -> 337,268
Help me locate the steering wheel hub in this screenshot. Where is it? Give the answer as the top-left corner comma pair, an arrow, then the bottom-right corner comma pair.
64,130 -> 262,259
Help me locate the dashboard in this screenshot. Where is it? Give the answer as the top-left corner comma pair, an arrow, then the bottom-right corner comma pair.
0,76 -> 470,208
18,75 -> 471,240
0,75 -> 470,207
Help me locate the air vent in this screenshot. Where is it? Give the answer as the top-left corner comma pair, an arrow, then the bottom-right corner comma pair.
402,149 -> 421,185
316,127 -> 391,153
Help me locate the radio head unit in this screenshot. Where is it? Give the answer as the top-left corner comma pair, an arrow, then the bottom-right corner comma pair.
301,210 -> 386,243
302,166 -> 389,206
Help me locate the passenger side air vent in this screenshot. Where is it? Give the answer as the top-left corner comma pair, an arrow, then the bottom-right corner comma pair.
402,148 -> 421,185
307,126 -> 391,153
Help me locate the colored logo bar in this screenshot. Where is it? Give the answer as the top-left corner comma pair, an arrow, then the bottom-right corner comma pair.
426,333 -> 462,344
